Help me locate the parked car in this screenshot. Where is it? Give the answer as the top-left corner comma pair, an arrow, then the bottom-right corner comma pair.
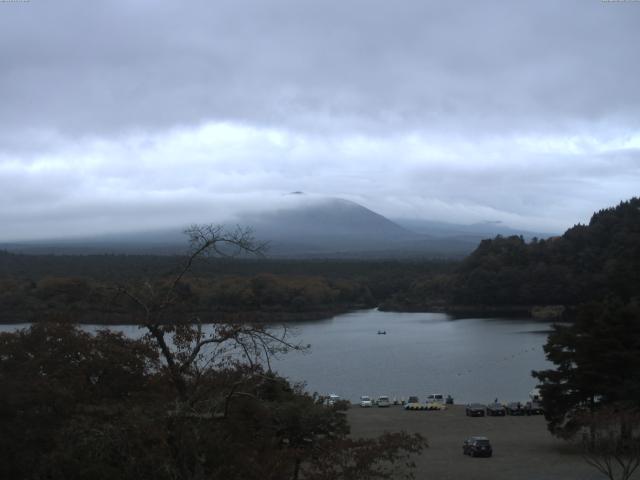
360,395 -> 373,407
505,402 -> 525,415
426,393 -> 445,403
524,401 -> 544,415
327,394 -> 341,406
407,396 -> 419,404
486,402 -> 506,416
465,403 -> 486,417
463,436 -> 493,457
377,395 -> 391,407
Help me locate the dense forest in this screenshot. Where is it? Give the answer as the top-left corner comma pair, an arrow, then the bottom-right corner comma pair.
0,253 -> 453,324
385,198 -> 640,317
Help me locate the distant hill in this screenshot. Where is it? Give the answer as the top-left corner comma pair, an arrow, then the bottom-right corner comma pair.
243,196 -> 417,255
393,218 -> 553,240
0,196 -> 553,259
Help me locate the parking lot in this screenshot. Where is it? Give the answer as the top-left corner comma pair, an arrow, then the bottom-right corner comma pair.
348,405 -> 610,480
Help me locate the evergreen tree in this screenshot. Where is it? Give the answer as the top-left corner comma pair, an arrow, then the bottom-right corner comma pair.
532,301 -> 640,438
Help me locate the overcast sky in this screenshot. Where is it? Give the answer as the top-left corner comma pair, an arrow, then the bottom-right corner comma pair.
1,0 -> 639,241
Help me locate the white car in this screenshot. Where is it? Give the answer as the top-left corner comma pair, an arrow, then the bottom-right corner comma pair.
360,395 -> 373,407
327,394 -> 341,405
377,395 -> 391,407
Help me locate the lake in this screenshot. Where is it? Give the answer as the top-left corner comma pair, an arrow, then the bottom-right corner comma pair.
270,309 -> 555,404
0,309 -> 556,404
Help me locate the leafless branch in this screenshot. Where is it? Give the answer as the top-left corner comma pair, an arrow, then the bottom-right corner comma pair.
110,224 -> 301,406
579,406 -> 640,480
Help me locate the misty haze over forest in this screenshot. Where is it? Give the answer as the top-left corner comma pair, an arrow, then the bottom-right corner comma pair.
1,194 -> 555,258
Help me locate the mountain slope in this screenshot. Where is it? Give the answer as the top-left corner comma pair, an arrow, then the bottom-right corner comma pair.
243,197 -> 420,255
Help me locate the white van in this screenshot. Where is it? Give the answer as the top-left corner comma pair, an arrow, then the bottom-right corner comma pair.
426,393 -> 445,403
360,395 -> 373,407
529,389 -> 542,402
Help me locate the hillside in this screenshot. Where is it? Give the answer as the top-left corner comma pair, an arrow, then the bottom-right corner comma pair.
389,198 -> 640,312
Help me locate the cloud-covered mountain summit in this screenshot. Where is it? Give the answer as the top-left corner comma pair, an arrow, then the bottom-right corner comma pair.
244,195 -> 415,252
2,195 -> 552,258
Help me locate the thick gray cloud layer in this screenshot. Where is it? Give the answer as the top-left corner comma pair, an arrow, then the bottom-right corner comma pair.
0,0 -> 639,240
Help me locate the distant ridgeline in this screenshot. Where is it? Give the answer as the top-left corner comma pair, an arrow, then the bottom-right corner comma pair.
384,197 -> 640,316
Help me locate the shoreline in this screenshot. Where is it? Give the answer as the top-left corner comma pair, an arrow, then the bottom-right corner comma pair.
0,306 -> 361,326
379,303 -> 567,320
0,304 -> 568,326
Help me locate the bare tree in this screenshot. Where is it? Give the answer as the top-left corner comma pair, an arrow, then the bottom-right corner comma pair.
116,224 -> 302,401
579,405 -> 640,480
113,225 -> 313,479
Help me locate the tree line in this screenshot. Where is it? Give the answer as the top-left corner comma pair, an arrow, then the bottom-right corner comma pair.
0,274 -> 377,324
0,251 -> 454,323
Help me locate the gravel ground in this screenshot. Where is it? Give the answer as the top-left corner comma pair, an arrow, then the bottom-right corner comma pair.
347,405 -> 615,480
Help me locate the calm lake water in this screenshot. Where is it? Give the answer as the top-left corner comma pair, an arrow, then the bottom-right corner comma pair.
0,309 -> 556,404
270,309 -> 554,404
